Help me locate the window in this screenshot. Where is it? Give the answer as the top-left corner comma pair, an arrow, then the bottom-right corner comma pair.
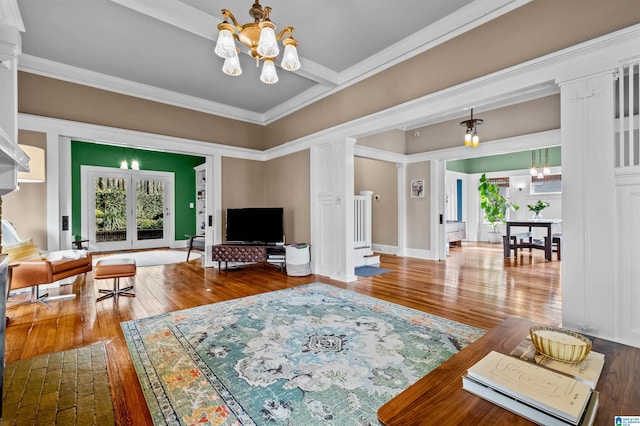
531,174 -> 561,194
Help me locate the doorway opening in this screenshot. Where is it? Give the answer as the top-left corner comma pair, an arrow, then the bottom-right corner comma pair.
81,166 -> 174,252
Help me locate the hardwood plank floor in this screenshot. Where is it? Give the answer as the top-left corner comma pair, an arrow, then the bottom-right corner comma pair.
4,242 -> 561,425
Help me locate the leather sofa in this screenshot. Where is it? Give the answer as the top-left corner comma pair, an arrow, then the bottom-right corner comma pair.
10,251 -> 92,291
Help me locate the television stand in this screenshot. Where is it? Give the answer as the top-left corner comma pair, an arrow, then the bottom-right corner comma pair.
212,244 -> 285,272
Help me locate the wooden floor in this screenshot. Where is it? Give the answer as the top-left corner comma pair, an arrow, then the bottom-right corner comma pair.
5,242 -> 561,425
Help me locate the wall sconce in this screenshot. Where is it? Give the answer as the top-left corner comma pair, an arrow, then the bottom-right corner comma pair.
119,147 -> 140,170
516,182 -> 526,191
17,144 -> 46,183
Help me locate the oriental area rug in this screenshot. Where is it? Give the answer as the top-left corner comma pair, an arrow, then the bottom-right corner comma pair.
121,283 -> 484,425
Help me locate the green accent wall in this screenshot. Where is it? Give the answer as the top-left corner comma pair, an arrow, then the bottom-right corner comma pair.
447,147 -> 561,174
71,141 -> 205,241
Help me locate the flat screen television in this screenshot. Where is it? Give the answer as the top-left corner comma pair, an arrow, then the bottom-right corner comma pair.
225,207 -> 284,245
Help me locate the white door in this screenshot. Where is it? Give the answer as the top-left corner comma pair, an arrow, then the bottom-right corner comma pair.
616,179 -> 640,348
82,166 -> 173,252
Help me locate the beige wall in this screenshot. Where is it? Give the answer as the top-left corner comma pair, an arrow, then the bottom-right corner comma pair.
354,157 -> 398,246
406,96 -> 561,153
18,73 -> 264,150
264,150 -> 310,244
263,0 -> 640,148
406,162 -> 431,250
221,153 -> 311,244
221,157 -> 265,242
2,130 -> 48,249
357,130 -> 406,154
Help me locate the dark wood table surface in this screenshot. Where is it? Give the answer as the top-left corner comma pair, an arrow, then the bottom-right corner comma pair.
377,316 -> 640,425
506,220 -> 561,261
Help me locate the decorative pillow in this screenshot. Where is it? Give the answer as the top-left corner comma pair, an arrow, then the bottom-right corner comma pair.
2,238 -> 43,263
44,250 -> 86,261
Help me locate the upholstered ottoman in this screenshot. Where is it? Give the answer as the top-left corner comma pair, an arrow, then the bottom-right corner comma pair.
94,258 -> 136,301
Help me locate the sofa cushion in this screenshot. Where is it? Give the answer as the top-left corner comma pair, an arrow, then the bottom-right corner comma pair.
2,239 -> 43,263
49,256 -> 92,274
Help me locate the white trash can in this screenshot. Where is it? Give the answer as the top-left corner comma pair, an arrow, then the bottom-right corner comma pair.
286,244 -> 311,276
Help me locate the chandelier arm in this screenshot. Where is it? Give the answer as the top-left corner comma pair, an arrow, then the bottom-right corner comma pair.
262,6 -> 272,21
221,9 -> 243,30
276,26 -> 294,40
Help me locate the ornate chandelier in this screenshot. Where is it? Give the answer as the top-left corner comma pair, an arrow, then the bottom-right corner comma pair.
214,0 -> 301,84
460,108 -> 484,147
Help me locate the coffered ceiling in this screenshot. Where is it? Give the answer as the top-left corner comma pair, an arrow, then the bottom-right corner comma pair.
16,0 -> 530,125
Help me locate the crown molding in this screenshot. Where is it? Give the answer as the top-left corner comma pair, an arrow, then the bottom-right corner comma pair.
0,0 -> 25,32
18,54 -> 265,124
18,113 -> 266,162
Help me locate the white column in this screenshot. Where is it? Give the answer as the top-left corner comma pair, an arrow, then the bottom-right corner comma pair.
396,163 -> 407,257
310,138 -> 357,282
0,12 -> 25,195
560,71 -> 616,339
50,134 -> 67,250
202,154 -> 219,267
431,159 -> 446,260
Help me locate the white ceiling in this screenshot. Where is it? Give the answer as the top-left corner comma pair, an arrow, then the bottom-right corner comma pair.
16,0 -> 530,125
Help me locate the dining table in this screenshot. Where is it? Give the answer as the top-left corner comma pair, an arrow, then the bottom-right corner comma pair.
504,219 -> 561,261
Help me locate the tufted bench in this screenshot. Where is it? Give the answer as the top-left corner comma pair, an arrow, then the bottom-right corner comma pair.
94,258 -> 136,301
212,245 -> 268,271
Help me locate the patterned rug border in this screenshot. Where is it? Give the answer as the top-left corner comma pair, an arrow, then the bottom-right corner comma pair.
122,283 -> 484,425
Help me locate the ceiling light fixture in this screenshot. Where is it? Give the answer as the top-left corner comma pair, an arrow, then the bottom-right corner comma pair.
214,0 -> 301,84
530,148 -> 552,178
460,108 -> 483,147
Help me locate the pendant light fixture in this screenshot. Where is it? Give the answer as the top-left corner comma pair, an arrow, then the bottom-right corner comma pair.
460,108 -> 484,147
530,148 -> 552,177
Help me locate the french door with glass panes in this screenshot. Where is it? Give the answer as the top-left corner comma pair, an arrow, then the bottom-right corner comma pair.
82,166 -> 173,252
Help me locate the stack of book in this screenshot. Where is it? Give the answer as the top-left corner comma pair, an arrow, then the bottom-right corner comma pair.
266,249 -> 286,265
463,351 -> 600,425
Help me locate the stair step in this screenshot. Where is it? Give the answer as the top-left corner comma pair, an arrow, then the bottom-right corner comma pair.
364,254 -> 380,265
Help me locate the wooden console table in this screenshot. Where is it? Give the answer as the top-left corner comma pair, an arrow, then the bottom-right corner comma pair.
212,244 -> 285,271
378,316 -> 640,425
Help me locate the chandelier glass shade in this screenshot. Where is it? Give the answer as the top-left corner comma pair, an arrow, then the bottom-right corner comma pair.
222,54 -> 242,76
460,108 -> 483,147
214,0 -> 300,84
260,58 -> 278,84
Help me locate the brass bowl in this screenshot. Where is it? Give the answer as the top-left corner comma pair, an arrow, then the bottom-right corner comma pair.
529,326 -> 592,363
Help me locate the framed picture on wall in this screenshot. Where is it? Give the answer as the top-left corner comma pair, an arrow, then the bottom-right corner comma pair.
411,179 -> 425,198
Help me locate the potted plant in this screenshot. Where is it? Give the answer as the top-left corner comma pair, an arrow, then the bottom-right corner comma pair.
527,200 -> 550,220
478,174 -> 519,242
